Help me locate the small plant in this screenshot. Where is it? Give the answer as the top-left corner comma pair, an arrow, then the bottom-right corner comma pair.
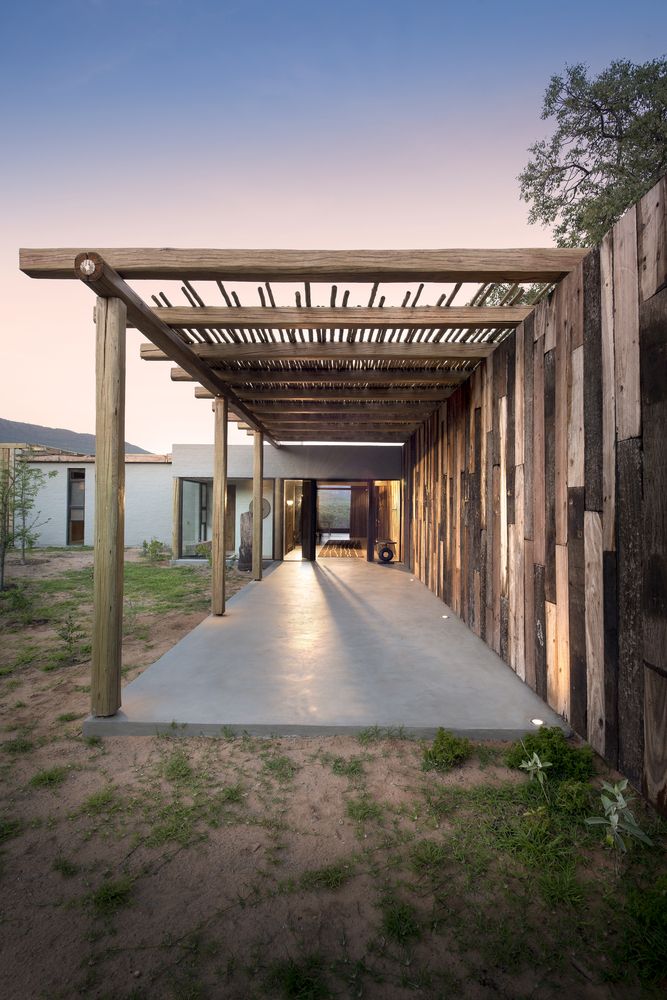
331,755 -> 364,778
615,875 -> 667,984
29,766 -> 68,789
0,816 -> 22,843
142,537 -> 167,563
53,856 -> 79,878
422,728 -> 472,771
163,749 -> 194,783
519,748 -> 552,804
346,794 -> 383,823
585,779 -> 653,853
55,612 -> 85,664
194,541 -> 212,565
411,839 -> 448,874
267,954 -> 330,999
262,754 -> 298,782
301,862 -> 352,891
506,727 -> 594,781
88,876 -> 133,917
3,736 -> 34,754
554,779 -> 593,817
381,897 -> 422,944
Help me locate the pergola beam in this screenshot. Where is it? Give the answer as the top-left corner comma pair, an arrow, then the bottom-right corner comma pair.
142,342 -> 492,363
195,387 -> 452,402
141,305 -> 529,330
170,367 -> 470,385
21,246 -> 588,282
72,253 -> 279,448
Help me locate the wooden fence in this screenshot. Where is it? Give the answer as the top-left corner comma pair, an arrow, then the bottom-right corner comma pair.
403,176 -> 667,814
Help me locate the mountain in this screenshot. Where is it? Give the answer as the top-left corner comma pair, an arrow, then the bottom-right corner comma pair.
0,418 -> 151,455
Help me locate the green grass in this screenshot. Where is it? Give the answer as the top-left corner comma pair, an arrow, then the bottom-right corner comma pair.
80,787 -> 117,815
56,712 -> 84,724
2,736 -> 34,754
29,766 -> 69,789
330,755 -> 364,778
163,749 -> 195,783
301,862 -> 353,891
411,839 -> 448,875
614,875 -> 667,985
381,897 -> 422,944
262,754 -> 298,782
0,816 -> 22,843
505,727 -> 594,782
88,876 -> 133,917
346,794 -> 383,823
52,856 -> 79,878
267,955 -> 331,1000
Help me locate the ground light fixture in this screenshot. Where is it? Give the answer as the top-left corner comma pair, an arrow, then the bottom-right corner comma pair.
531,718 -> 544,727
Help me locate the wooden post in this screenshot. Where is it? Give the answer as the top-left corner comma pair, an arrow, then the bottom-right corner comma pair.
91,296 -> 126,717
252,430 -> 264,580
273,478 -> 284,560
171,477 -> 181,559
212,397 -> 228,614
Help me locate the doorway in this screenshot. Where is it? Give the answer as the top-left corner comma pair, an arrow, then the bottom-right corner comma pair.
316,482 -> 368,558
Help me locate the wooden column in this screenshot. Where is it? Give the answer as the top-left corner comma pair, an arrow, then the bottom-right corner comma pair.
367,480 -> 377,561
273,478 -> 284,560
212,397 -> 228,614
91,296 -> 126,717
252,430 -> 264,580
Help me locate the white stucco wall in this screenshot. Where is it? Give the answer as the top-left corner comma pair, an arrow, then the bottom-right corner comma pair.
27,461 -> 173,549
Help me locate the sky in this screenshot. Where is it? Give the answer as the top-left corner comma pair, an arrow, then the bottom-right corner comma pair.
1,0 -> 665,453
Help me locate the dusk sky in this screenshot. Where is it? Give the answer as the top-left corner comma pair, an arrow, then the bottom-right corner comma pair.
2,0 -> 665,453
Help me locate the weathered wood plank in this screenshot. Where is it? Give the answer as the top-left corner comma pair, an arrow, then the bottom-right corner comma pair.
568,345 -> 585,488
523,314 -> 534,540
499,396 -> 508,599
91,297 -> 126,718
145,305 -> 529,330
146,341 -> 494,363
613,206 -> 641,441
544,349 -> 556,602
173,367 -> 470,385
510,465 -> 525,679
637,175 -> 667,302
20,246 -> 591,282
534,564 -> 547,700
555,544 -> 571,720
567,487 -> 586,735
545,600 -> 558,711
600,232 -> 617,550
554,283 -> 570,544
640,284 -> 667,813
492,463 -> 501,654
585,510 -> 605,755
583,249 -> 603,511
533,337 -> 545,564
616,437 -> 644,787
524,539 -> 536,689
603,551 -> 619,767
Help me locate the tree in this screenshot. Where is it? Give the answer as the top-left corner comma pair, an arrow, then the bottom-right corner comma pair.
0,448 -> 55,590
519,59 -> 667,247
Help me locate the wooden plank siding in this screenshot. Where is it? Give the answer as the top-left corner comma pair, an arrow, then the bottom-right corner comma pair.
405,176 -> 667,815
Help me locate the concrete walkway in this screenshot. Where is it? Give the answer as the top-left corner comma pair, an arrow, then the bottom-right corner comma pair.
85,560 -> 564,738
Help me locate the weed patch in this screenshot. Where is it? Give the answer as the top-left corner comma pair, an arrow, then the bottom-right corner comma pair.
301,862 -> 353,891
346,795 -> 383,824
505,727 -> 594,782
88,876 -> 133,917
380,897 -> 422,944
267,955 -> 331,1000
29,766 -> 69,789
422,729 -> 472,771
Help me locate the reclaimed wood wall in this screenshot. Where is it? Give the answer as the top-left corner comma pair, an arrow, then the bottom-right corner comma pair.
404,176 -> 667,814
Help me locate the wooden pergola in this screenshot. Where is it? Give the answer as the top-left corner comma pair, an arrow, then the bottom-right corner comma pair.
19,246 -> 587,718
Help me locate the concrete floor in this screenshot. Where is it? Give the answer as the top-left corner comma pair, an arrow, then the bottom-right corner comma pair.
85,560 -> 564,738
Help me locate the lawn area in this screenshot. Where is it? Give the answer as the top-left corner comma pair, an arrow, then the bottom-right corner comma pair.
0,552 -> 665,999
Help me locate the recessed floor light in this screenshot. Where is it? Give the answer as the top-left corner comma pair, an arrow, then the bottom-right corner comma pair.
531,718 -> 544,727
442,615 -> 448,619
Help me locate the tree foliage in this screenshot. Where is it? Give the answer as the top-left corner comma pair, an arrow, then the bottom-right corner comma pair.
0,449 -> 55,589
519,59 -> 667,247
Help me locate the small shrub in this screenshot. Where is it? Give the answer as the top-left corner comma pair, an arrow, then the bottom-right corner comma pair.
3,736 -> 34,754
81,787 -> 116,815
301,862 -> 352,891
411,839 -> 448,874
422,728 -> 472,772
331,756 -> 364,778
30,766 -> 68,789
346,795 -> 383,823
585,779 -> 652,852
163,749 -> 194,783
0,816 -> 22,843
263,754 -> 298,782
142,537 -> 167,563
55,612 -> 85,665
505,727 -> 594,782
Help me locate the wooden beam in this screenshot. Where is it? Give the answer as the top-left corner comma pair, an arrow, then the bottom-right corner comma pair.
262,422 -> 421,432
142,341 -> 494,363
91,296 -> 125,718
228,405 -> 437,416
72,253 -> 279,448
197,387 -> 452,402
170,367 -> 470,385
143,305 -> 529,330
212,397 -> 228,615
275,432 -> 407,442
252,431 -> 263,580
255,414 -> 427,424
21,246 -> 589,282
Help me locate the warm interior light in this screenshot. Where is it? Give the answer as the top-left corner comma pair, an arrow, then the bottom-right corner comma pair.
286,499 -> 294,506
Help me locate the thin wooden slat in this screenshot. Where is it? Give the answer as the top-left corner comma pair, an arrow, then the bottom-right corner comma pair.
523,314 -> 534,540
534,564 -> 547,700
532,337 -> 545,565
616,436 -> 644,787
585,510 -> 605,755
613,206 -> 641,441
545,600 -> 558,710
20,246 -> 590,282
554,282 -> 570,544
544,349 -> 556,602
637,175 -> 667,302
524,538 -> 536,689
91,296 -> 125,718
583,250 -> 603,510
509,464 -> 525,679
198,387 -> 453,402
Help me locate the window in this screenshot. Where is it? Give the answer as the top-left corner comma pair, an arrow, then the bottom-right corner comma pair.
67,469 -> 85,544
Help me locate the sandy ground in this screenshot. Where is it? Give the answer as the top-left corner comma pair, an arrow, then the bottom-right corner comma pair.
0,550 -> 664,1000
